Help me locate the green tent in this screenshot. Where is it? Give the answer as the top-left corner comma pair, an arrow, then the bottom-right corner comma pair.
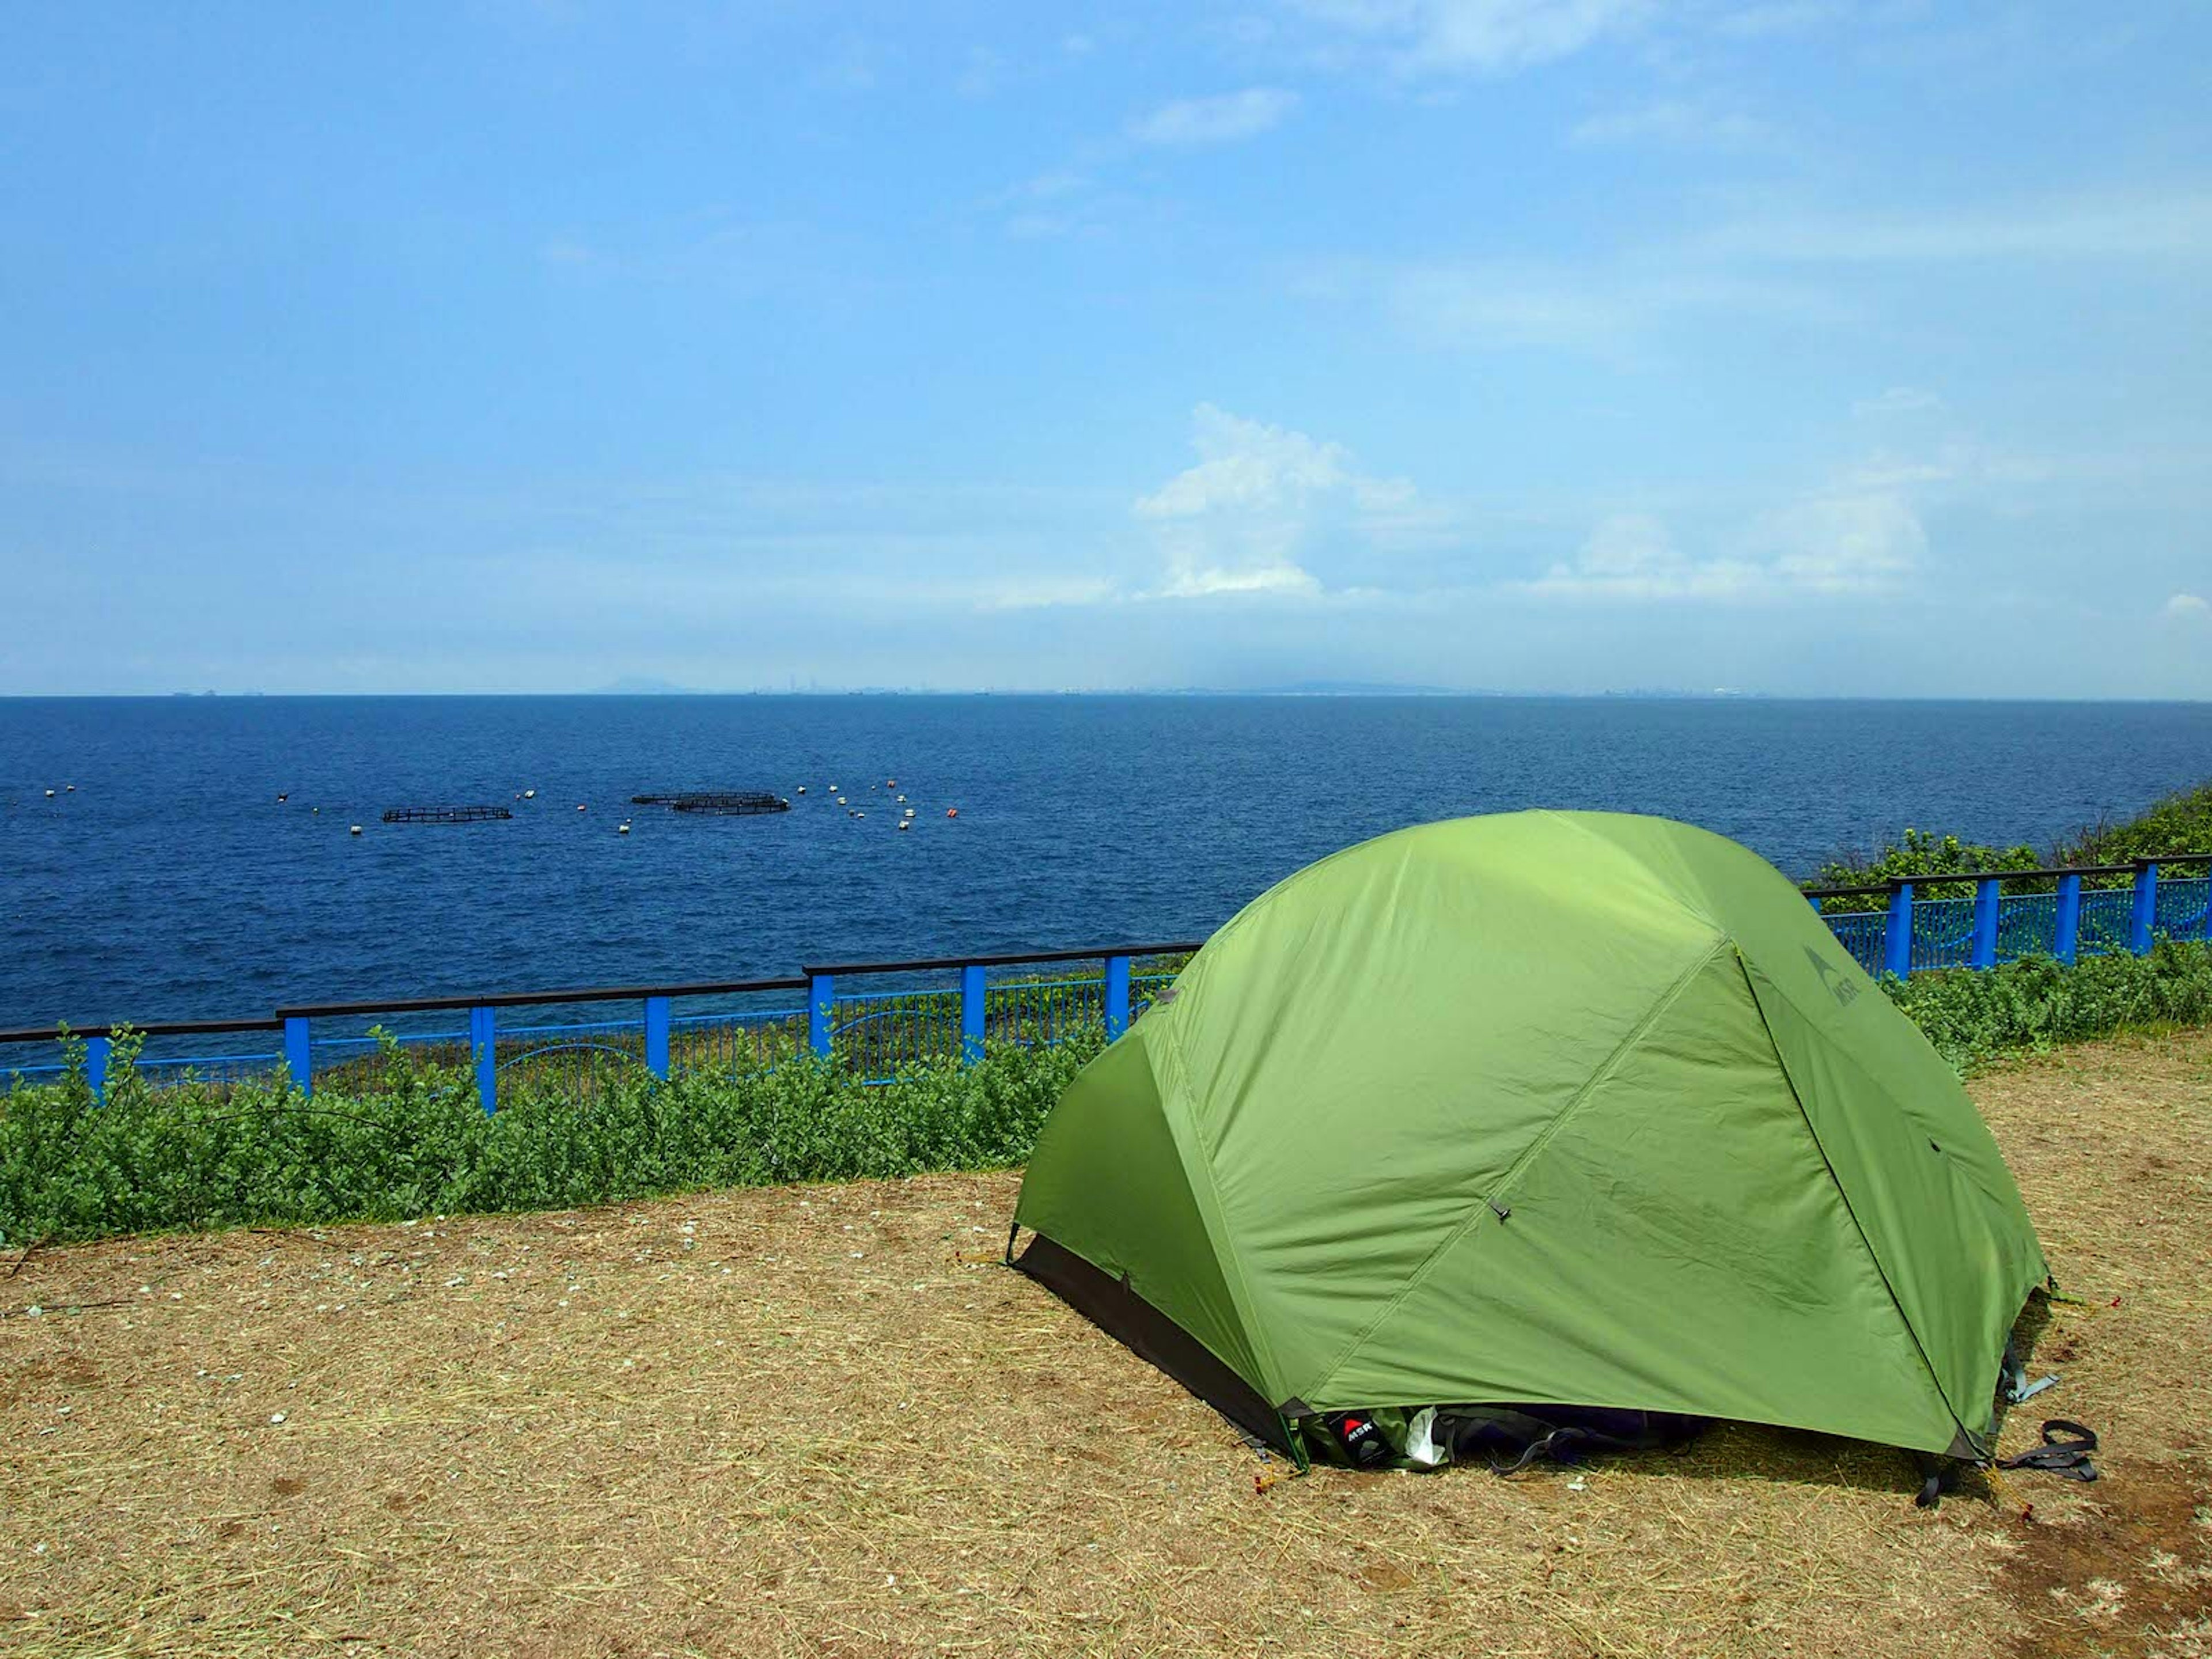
1012,811 -> 2048,1465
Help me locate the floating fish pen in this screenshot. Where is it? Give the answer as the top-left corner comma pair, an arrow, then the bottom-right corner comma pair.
380,805 -> 514,824
661,791 -> 791,816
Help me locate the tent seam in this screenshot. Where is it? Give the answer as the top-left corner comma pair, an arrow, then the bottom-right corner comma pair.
1733,949 -> 1980,1455
1150,1004 -> 1287,1404
1300,931 -> 1730,1406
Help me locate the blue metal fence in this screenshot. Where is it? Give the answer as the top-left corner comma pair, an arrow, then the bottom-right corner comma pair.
0,946 -> 1201,1111
7,854 -> 2210,1113
1810,859 -> 2210,976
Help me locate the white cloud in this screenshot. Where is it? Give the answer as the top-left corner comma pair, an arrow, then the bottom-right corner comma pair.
1852,386 -> 1945,418
1525,491 -> 1924,603
1128,87 -> 1300,146
1703,188 -> 2212,264
1358,257 -> 1845,351
1525,514 -> 1764,601
1135,404 -> 1415,597
975,574 -> 1121,611
1290,0 -> 1649,74
1711,1 -> 1844,39
955,46 -> 1007,98
1757,491 -> 1925,593
2165,592 -> 2211,620
1568,99 -> 1770,149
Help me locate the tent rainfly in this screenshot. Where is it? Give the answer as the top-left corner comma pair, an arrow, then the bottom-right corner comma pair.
1011,811 -> 2049,1470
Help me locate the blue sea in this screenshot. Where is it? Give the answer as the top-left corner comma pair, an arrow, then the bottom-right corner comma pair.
2,695 -> 2209,1028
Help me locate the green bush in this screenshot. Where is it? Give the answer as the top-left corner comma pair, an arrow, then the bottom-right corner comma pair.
2055,778 -> 2212,868
1880,940 -> 2212,1074
1808,829 -> 2046,913
0,1025 -> 1101,1248
8,943 -> 2212,1248
1805,778 -> 2212,911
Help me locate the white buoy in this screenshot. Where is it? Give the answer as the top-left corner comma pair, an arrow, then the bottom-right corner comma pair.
44,788 -> 55,798
887,778 -> 897,787
65,784 -> 75,793
350,824 -> 363,835
897,819 -> 911,832
836,796 -> 847,805
618,822 -> 631,835
904,807 -> 915,817
895,794 -> 906,803
524,789 -> 536,799
577,804 -> 587,812
856,810 -> 866,819
797,786 -> 806,796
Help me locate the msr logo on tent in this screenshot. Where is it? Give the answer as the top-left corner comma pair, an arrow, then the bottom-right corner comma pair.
1803,945 -> 1861,1008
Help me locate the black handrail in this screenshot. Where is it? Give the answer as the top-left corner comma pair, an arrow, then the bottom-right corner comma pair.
801,942 -> 1207,977
1801,853 -> 2210,900
0,945 -> 1209,1047
275,976 -> 812,1020
8,853 -> 2209,1045
0,1016 -> 283,1044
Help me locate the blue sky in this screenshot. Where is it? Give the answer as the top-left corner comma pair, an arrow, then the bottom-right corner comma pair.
3,1 -> 2208,696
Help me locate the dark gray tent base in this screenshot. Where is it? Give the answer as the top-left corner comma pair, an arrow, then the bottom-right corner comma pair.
1011,1231 -> 1297,1459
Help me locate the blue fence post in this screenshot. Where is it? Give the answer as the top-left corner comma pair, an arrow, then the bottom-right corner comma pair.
1970,877 -> 2001,971
809,974 -> 835,1059
1104,955 -> 1132,1040
469,1004 -> 497,1115
1881,881 -> 1914,979
2130,861 -> 2158,955
961,964 -> 987,1065
2055,873 -> 2082,964
85,1034 -> 110,1105
644,995 -> 672,1080
283,1014 -> 312,1097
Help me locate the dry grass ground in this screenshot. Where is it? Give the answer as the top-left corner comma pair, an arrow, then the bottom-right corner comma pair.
3,1030 -> 2208,1659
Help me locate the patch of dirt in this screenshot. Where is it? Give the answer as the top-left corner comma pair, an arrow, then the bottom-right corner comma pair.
1,1029 -> 2207,1657
1999,1459 -> 2211,1658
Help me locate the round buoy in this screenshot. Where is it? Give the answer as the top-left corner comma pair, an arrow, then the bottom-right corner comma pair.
44,788 -> 55,798
577,804 -> 587,812
829,783 -> 839,793
350,824 -> 363,836
836,796 -> 847,805
312,807 -> 320,814
946,807 -> 958,819
856,810 -> 866,819
524,789 -> 536,799
796,786 -> 807,796
276,792 -> 289,802
65,784 -> 76,793
618,822 -> 631,835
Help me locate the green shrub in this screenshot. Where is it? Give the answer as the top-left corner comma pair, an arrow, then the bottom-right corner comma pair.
0,1025 -> 1103,1248
2055,778 -> 2212,868
1805,778 -> 2212,911
1808,828 -> 2044,912
9,942 -> 2212,1248
1883,940 -> 2212,1074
